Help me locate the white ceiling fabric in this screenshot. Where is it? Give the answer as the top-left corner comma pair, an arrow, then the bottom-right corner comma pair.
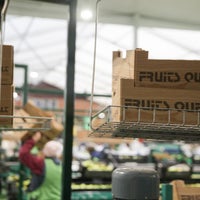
3,0 -> 200,100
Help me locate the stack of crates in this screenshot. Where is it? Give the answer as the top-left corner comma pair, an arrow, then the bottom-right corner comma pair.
4,101 -> 64,148
112,48 -> 200,125
0,45 -> 14,127
21,101 -> 64,149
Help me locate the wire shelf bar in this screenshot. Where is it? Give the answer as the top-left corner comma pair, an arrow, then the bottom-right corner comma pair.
89,106 -> 200,141
0,115 -> 52,131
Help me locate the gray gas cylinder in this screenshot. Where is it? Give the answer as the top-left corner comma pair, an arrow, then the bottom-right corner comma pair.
112,167 -> 160,200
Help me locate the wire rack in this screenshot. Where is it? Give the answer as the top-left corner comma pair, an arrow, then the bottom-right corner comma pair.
0,115 -> 52,131
89,106 -> 200,142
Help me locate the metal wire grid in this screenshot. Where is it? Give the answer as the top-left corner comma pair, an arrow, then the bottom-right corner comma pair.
89,106 -> 200,141
0,115 -> 52,131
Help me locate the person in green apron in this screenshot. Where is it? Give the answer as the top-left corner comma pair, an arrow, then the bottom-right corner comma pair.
19,131 -> 63,200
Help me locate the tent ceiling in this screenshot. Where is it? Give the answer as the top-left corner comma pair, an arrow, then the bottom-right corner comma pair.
7,0 -> 200,30
4,0 -> 200,101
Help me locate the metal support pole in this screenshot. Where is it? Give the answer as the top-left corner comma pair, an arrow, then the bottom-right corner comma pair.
15,64 -> 29,200
62,0 -> 77,199
133,14 -> 139,49
161,184 -> 173,200
15,64 -> 28,105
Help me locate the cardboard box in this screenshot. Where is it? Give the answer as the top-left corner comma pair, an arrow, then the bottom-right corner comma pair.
1,109 -> 37,141
0,84 -> 13,99
0,99 -> 13,115
113,49 -> 200,90
0,112 -> 13,127
20,101 -> 63,148
0,85 -> 14,126
112,79 -> 200,125
112,50 -> 135,96
23,101 -> 54,117
171,180 -> 200,200
1,45 -> 14,85
14,109 -> 37,129
21,119 -> 64,149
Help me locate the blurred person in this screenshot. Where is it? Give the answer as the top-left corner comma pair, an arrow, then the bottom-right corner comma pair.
19,131 -> 63,200
87,144 -> 110,163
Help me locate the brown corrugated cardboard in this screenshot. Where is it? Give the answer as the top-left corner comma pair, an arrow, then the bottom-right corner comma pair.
0,84 -> 13,99
1,45 -> 14,85
112,50 -> 135,97
1,109 -> 37,140
0,99 -> 13,115
171,180 -> 200,200
20,101 -> 63,148
0,85 -> 14,126
23,101 -> 54,117
21,119 -> 64,149
112,79 -> 200,125
13,109 -> 37,129
0,99 -> 13,126
0,117 -> 13,127
113,49 -> 200,89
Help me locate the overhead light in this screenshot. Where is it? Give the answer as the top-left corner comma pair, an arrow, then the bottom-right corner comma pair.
30,71 -> 39,79
13,92 -> 18,99
80,9 -> 93,20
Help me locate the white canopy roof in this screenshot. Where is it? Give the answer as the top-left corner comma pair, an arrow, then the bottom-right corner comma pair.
4,0 -> 200,100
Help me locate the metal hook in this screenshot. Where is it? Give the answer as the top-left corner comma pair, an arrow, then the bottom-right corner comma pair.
1,0 -> 10,29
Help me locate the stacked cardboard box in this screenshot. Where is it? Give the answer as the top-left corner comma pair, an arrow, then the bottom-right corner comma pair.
171,180 -> 200,200
0,45 -> 14,127
2,101 -> 64,146
112,49 -> 200,125
21,101 -> 64,149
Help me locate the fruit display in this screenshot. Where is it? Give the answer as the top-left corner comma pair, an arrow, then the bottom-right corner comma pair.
192,146 -> 200,164
72,160 -> 83,179
82,159 -> 114,179
149,142 -> 192,180
82,160 -> 114,172
72,183 -> 111,190
70,140 -> 200,191
109,140 -> 151,164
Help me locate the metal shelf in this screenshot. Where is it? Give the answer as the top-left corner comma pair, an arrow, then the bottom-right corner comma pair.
0,115 -> 52,131
89,106 -> 200,141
